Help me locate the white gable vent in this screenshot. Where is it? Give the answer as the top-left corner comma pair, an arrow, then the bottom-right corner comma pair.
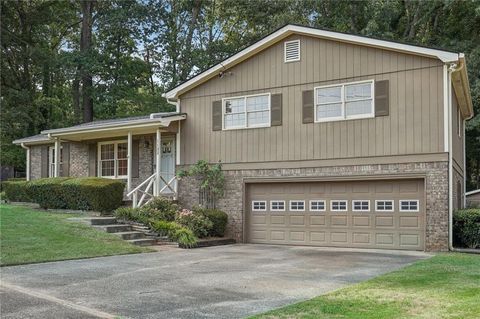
284,40 -> 300,62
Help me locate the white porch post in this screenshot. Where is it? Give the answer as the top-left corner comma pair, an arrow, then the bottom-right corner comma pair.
127,131 -> 132,192
21,143 -> 30,181
54,139 -> 61,177
155,129 -> 161,196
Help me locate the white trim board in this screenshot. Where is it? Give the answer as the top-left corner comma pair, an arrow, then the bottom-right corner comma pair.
164,24 -> 460,99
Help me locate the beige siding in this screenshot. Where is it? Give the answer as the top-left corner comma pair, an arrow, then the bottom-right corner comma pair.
179,34 -> 445,165
452,89 -> 465,175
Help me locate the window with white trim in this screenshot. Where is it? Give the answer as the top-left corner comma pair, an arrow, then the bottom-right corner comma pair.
289,200 -> 305,211
270,200 -> 285,211
352,200 -> 370,212
331,200 -> 347,211
310,200 -> 326,211
375,200 -> 394,212
399,200 -> 419,212
252,201 -> 267,211
48,146 -> 63,177
223,93 -> 270,129
284,40 -> 300,62
315,80 -> 374,122
98,141 -> 128,178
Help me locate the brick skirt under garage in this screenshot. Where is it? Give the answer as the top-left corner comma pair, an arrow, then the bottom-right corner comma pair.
177,161 -> 449,252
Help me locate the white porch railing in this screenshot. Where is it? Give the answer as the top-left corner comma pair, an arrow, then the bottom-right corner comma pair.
127,172 -> 178,208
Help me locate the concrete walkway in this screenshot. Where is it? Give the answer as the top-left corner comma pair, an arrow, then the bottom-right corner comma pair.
1,244 -> 430,319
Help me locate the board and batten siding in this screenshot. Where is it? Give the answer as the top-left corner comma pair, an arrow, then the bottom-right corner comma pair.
179,34 -> 445,165
451,88 -> 464,175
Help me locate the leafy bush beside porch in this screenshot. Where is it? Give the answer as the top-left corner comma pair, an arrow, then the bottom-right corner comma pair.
453,208 -> 480,249
3,177 -> 124,212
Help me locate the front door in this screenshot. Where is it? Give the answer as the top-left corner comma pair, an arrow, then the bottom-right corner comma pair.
154,137 -> 176,193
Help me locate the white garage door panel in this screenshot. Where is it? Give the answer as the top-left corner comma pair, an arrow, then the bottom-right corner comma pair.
247,179 -> 425,251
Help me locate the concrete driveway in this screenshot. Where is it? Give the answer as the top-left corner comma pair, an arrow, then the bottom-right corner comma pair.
1,244 -> 430,319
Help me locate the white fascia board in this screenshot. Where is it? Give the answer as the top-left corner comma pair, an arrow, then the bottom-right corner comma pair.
466,189 -> 480,196
164,24 -> 460,99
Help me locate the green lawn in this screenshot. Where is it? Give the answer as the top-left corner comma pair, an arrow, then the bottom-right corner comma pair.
252,253 -> 480,319
0,204 -> 152,266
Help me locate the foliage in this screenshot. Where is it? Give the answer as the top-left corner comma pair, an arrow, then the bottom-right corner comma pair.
3,181 -> 32,202
175,208 -> 213,238
453,209 -> 480,249
4,177 -> 124,213
178,160 -> 225,208
0,204 -> 151,266
150,220 -> 197,247
0,178 -> 26,192
193,206 -> 228,237
142,197 -> 179,222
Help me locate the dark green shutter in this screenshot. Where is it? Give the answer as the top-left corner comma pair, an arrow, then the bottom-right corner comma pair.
40,146 -> 49,178
375,80 -> 389,117
61,143 -> 70,177
212,100 -> 222,131
302,90 -> 314,124
88,143 -> 97,177
132,139 -> 139,178
270,94 -> 282,126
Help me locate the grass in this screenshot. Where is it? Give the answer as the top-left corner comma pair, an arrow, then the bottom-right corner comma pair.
0,204 -> 153,266
251,253 -> 480,319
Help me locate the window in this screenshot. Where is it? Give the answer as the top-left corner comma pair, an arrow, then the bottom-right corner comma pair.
284,40 -> 300,62
223,93 -> 270,130
375,200 -> 394,212
252,201 -> 267,211
310,200 -> 326,212
289,200 -> 305,211
315,80 -> 374,122
352,200 -> 370,212
399,200 -> 419,212
98,141 -> 128,178
48,146 -> 63,177
331,200 -> 347,211
270,200 -> 285,211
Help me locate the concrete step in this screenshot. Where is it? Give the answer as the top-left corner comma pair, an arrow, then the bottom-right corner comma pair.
95,224 -> 132,233
88,217 -> 117,226
127,238 -> 157,246
114,231 -> 145,240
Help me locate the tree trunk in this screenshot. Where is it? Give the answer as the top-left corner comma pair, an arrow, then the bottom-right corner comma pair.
80,0 -> 95,122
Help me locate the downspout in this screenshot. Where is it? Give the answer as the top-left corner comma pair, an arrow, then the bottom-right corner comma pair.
20,143 -> 30,181
447,62 -> 457,251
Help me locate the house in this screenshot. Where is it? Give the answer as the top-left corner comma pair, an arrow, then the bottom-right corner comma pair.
13,25 -> 473,252
466,189 -> 480,208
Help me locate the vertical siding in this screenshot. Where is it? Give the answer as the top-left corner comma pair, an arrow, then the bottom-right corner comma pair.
180,34 -> 445,165
452,89 -> 465,174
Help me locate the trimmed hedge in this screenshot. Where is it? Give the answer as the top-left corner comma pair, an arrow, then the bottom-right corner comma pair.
4,177 -> 125,212
453,209 -> 480,249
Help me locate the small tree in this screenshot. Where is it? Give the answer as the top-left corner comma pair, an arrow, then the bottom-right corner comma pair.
178,160 -> 225,209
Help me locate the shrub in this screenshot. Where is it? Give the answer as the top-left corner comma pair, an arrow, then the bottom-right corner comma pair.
5,177 -> 124,213
194,207 -> 228,237
453,209 -> 480,249
142,197 -> 179,221
150,220 -> 197,247
175,208 -> 213,238
114,207 -> 139,221
0,177 -> 26,192
3,180 -> 31,202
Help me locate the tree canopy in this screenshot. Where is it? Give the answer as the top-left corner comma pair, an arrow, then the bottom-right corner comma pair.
1,0 -> 479,189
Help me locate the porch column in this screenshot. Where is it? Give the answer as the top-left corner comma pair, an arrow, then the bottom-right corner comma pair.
54,138 -> 61,177
21,143 -> 30,181
155,128 -> 161,196
127,131 -> 132,192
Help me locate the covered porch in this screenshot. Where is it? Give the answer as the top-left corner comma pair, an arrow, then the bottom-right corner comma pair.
14,113 -> 186,208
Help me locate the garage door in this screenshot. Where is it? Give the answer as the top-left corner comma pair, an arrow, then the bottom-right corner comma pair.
246,179 -> 425,251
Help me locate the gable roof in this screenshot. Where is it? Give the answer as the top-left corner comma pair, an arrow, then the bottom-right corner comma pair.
164,24 -> 461,100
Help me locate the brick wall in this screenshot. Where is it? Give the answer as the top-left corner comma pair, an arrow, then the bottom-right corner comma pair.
178,161 -> 449,252
69,142 -> 89,177
30,145 -> 43,180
